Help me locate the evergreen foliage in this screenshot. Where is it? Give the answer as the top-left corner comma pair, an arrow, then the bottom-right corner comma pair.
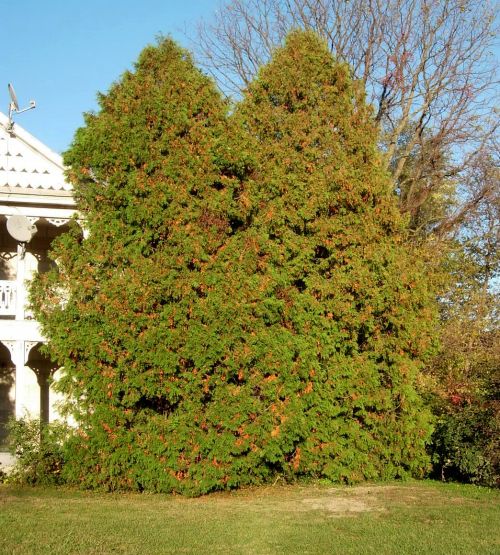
31,33 -> 436,495
31,37 -> 249,494
219,30 -> 436,483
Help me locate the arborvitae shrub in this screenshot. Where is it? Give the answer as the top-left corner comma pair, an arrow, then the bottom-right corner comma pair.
31,38 -> 251,494
31,33 -> 436,495
207,30 -> 436,484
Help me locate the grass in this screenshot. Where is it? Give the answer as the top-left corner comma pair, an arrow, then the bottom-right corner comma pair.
0,480 -> 498,554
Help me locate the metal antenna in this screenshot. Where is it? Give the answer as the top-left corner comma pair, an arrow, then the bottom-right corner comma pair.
7,83 -> 36,129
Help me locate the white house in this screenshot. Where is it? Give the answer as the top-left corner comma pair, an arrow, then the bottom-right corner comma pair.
0,111 -> 76,454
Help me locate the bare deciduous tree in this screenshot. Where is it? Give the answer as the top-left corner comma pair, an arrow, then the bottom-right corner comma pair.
195,0 -> 499,237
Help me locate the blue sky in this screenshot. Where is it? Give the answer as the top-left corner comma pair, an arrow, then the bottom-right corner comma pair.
1,0 -> 221,154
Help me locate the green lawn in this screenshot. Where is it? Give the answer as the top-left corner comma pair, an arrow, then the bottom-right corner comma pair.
0,481 -> 498,554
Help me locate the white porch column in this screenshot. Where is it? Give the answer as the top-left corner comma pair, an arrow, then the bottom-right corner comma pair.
15,243 -> 26,321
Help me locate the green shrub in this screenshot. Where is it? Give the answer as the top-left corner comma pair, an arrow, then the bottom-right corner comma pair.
431,401 -> 499,487
426,279 -> 499,488
7,417 -> 69,486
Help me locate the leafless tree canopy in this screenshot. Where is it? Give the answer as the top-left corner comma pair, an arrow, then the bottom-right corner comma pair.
195,0 -> 499,238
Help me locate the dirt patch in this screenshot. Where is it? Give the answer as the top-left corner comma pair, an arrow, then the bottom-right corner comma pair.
301,496 -> 379,516
223,483 -> 461,517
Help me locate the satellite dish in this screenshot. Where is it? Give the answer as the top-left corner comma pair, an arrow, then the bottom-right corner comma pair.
7,83 -> 36,128
8,83 -> 19,111
6,215 -> 37,242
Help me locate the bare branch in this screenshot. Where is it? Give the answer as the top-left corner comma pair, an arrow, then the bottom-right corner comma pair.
194,0 -> 499,238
